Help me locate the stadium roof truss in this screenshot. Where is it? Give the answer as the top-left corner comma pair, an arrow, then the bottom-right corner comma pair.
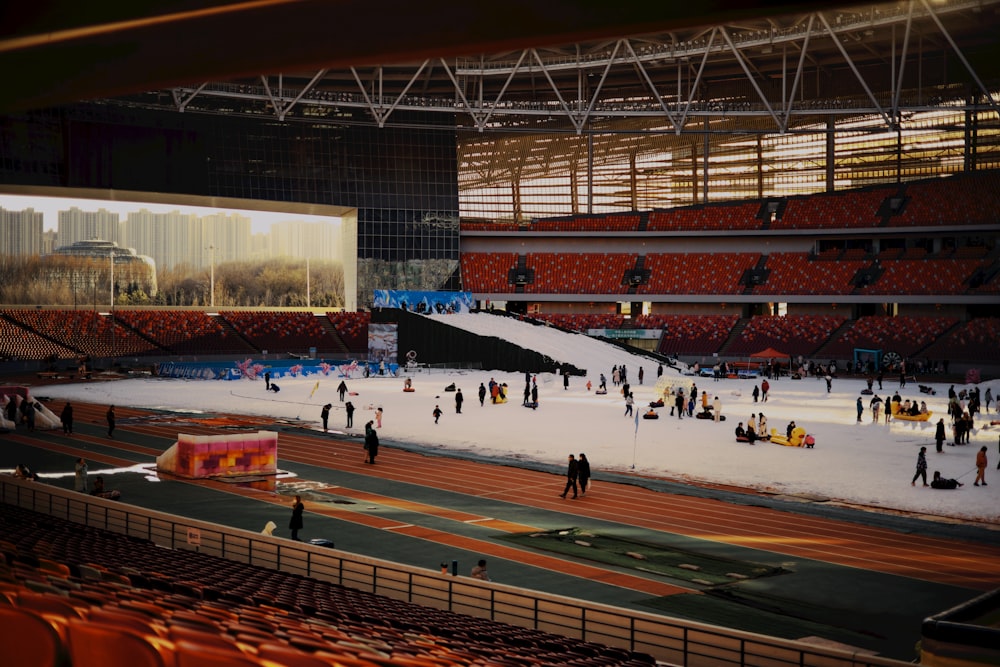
112,0 -> 1000,137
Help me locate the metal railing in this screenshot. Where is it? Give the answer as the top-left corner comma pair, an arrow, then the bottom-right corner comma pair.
1,478 -> 912,667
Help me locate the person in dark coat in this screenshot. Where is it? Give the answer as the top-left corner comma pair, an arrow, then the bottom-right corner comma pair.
912,447 -> 928,486
531,383 -> 538,405
106,405 -> 116,438
320,403 -> 332,432
60,402 -> 74,434
934,418 -> 946,453
563,372 -> 569,391
264,372 -> 271,390
23,401 -> 36,431
560,454 -> 579,499
6,397 -> 17,426
364,420 -> 379,464
577,453 -> 591,496
479,383 -> 487,406
289,495 -> 304,540
337,380 -> 348,401
345,401 -> 355,428
931,471 -> 962,489
752,385 -> 760,403
433,405 -> 442,424
455,388 -> 464,413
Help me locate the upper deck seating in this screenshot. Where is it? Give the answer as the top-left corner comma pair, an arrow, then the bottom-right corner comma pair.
774,188 -> 891,229
856,258 -> 984,295
524,253 -> 637,294
760,253 -> 866,295
530,213 -> 641,232
640,253 -> 759,295
890,170 -> 1000,226
647,202 -> 761,231
460,252 -> 519,293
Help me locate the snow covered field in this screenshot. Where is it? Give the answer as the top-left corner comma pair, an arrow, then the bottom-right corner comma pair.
36,313 -> 1000,524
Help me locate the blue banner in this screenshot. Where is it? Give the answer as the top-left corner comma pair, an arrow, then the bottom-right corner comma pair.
373,290 -> 474,314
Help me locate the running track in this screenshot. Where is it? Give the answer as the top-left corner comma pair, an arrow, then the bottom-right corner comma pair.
13,401 -> 1000,596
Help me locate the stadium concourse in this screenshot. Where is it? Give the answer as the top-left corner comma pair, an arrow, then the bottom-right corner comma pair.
4,313 -> 1000,662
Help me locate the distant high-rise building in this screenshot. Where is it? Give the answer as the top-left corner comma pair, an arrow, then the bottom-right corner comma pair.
0,206 -> 44,255
123,209 -> 252,270
124,209 -> 201,270
201,212 -> 251,267
42,230 -> 57,255
270,220 -> 339,260
57,207 -> 121,248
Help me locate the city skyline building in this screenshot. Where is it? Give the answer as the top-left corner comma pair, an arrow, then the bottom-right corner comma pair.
0,201 -> 343,272
0,206 -> 44,256
269,220 -> 340,262
57,207 -> 122,248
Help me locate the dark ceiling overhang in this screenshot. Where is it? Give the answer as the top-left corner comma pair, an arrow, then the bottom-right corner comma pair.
1,1 -> 861,112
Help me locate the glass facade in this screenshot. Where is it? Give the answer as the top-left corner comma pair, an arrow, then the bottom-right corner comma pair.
0,105 -> 460,308
456,107 -> 1000,221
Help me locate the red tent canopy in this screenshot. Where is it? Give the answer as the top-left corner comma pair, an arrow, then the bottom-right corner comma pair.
750,347 -> 789,359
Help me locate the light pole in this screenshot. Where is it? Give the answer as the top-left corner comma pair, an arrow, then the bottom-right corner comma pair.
109,248 -> 115,308
208,244 -> 216,307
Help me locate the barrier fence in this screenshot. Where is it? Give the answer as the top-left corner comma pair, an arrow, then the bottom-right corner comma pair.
1,478 -> 912,667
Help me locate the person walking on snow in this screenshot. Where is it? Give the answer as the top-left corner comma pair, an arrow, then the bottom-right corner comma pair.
752,385 -> 760,403
345,401 -> 355,428
433,405 -> 442,424
870,394 -> 882,422
337,380 -> 348,401
974,446 -> 988,486
624,393 -> 634,417
856,396 -> 864,423
761,379 -> 770,402
912,447 -> 928,486
455,388 -> 464,413
478,383 -> 487,406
